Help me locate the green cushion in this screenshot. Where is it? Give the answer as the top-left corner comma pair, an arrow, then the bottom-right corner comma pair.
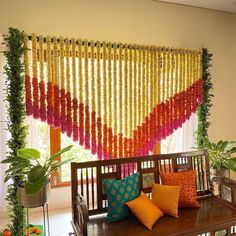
103,173 -> 140,222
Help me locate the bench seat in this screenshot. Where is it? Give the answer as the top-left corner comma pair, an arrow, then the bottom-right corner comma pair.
71,151 -> 236,236
87,197 -> 236,236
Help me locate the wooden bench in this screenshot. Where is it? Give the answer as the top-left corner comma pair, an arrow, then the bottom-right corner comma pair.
71,150 -> 236,236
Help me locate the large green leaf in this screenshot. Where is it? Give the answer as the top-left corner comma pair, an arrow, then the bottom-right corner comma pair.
227,158 -> 236,172
219,141 -> 228,152
1,156 -> 30,164
17,148 -> 41,160
25,176 -> 47,195
4,171 -> 28,183
229,147 -> 236,154
27,165 -> 46,182
225,141 -> 236,152
5,164 -> 28,174
48,145 -> 73,162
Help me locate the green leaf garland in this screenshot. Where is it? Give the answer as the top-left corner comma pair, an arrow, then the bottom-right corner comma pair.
196,48 -> 214,148
3,27 -> 28,235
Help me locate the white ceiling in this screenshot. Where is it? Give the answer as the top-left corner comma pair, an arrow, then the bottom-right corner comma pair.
156,0 -> 236,13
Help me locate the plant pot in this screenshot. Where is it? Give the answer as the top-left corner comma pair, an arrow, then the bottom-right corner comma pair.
211,168 -> 230,183
215,169 -> 230,179
18,180 -> 50,208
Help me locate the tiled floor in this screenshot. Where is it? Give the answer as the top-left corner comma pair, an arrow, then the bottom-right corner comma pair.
0,208 -> 73,236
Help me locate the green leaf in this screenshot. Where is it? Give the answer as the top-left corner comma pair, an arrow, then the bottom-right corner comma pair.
25,176 -> 47,195
229,147 -> 236,154
47,159 -> 73,176
17,148 -> 41,160
1,156 -> 30,164
219,141 -> 228,151
27,165 -> 46,182
48,145 -> 73,162
227,158 -> 236,172
5,165 -> 28,173
4,171 -> 28,183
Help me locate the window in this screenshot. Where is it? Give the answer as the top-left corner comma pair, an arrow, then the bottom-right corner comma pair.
27,112 -> 197,187
26,117 -> 96,187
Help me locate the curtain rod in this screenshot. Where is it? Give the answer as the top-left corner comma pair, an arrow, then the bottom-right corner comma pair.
27,35 -> 201,53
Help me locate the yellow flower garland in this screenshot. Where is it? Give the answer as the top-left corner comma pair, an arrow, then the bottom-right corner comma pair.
32,33 -> 37,79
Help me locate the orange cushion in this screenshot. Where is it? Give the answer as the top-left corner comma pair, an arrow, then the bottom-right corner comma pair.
160,170 -> 200,208
152,183 -> 181,218
126,191 -> 163,230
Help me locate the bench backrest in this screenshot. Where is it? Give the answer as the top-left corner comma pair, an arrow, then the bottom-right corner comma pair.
71,150 -> 212,216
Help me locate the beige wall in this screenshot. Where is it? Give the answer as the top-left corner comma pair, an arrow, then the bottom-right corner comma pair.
0,0 -> 236,209
1,0 -> 236,141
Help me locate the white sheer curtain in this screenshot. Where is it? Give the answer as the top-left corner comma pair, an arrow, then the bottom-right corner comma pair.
176,113 -> 198,152
0,34 -> 9,213
161,113 -> 198,154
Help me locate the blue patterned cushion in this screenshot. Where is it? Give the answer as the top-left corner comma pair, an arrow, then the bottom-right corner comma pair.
103,173 -> 140,222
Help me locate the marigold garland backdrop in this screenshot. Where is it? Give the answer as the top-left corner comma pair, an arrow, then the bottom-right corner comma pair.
3,28 -> 213,233
24,34 -> 204,159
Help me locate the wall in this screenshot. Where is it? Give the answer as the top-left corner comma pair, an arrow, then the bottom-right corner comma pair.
0,0 -> 236,214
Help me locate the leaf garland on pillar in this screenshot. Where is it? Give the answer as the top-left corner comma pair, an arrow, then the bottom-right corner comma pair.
196,48 -> 214,148
3,27 -> 28,236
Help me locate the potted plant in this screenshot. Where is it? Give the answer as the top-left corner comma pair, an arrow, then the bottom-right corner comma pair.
202,138 -> 236,181
1,145 -> 73,208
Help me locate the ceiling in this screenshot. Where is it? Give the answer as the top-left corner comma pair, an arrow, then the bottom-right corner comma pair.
156,0 -> 236,13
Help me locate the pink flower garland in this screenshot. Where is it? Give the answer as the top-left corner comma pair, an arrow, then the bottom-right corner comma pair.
25,75 -> 32,116
53,85 -> 60,127
72,98 -> 78,141
66,92 -> 72,137
32,77 -> 39,119
39,80 -> 46,122
47,82 -> 54,125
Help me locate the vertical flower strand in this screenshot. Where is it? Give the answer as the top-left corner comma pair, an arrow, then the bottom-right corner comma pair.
39,35 -> 46,121
113,43 -> 118,158
118,43 -> 123,158
84,40 -> 90,149
32,33 -> 39,119
46,35 -> 53,125
96,41 -> 103,159
24,34 -> 32,116
107,42 -> 113,157
59,37 -> 66,131
65,38 -> 72,136
78,39 -> 84,145
102,41 -> 108,159
71,38 -> 78,141
91,41 -> 96,154
53,36 -> 60,127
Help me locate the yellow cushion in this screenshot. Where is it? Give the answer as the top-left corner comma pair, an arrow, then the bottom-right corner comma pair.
126,191 -> 163,230
152,183 -> 181,218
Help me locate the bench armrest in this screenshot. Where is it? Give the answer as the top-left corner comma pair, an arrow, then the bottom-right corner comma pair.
72,194 -> 89,236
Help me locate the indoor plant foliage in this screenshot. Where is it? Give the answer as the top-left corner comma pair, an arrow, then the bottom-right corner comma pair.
2,145 -> 73,195
202,138 -> 236,172
3,27 -> 27,235
196,48 -> 214,149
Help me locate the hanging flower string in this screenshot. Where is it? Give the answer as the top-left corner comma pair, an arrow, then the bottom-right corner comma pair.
53,36 -> 60,127
84,40 -> 90,150
32,33 -> 39,119
59,37 -> 66,132
24,34 -> 203,159
38,36 -> 46,122
24,35 -> 32,116
91,41 -> 96,154
65,38 -> 72,137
